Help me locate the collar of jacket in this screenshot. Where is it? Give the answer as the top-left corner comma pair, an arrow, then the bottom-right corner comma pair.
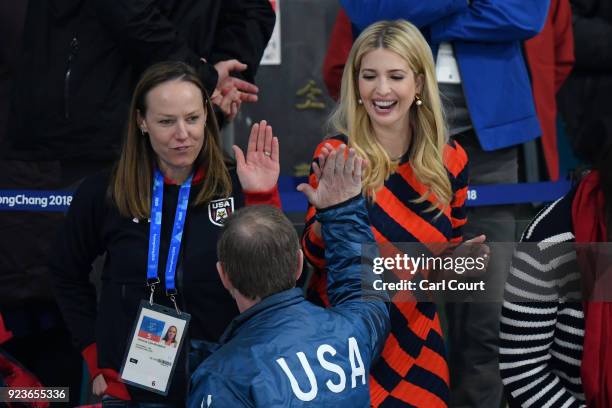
162,165 -> 205,185
219,287 -> 304,344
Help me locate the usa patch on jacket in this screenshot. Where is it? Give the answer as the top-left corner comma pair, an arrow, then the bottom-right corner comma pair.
208,197 -> 234,226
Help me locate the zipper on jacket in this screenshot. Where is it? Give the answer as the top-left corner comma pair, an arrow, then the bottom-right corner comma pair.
64,36 -> 79,120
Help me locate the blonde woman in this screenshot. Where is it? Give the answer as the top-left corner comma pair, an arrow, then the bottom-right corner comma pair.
301,20 -> 469,407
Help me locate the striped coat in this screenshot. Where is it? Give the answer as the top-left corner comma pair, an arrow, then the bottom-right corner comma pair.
302,134 -> 468,407
500,189 -> 585,407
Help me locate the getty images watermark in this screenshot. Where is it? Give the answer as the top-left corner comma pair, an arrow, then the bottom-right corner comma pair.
362,242 -> 612,303
371,251 -> 488,292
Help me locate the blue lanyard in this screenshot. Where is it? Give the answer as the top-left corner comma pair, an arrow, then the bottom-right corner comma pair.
147,170 -> 193,295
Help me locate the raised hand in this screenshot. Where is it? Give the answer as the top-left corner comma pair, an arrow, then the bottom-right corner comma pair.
211,76 -> 260,122
211,60 -> 259,122
297,143 -> 364,209
234,120 -> 279,192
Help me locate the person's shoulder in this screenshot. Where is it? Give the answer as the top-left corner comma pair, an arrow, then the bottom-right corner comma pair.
443,139 -> 468,178
520,188 -> 576,243
196,338 -> 254,379
73,169 -> 113,202
64,169 -> 114,220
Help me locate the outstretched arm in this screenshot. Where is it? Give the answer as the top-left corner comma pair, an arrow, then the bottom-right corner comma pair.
301,139 -> 347,272
298,145 -> 389,358
298,144 -> 371,305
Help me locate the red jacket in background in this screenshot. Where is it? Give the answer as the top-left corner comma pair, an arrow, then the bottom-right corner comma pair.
322,8 -> 353,101
525,0 -> 574,180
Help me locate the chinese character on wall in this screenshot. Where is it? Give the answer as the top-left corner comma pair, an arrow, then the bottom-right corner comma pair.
295,80 -> 326,110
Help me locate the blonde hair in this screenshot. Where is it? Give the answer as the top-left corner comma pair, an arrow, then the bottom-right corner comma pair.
329,20 -> 451,210
110,61 -> 232,218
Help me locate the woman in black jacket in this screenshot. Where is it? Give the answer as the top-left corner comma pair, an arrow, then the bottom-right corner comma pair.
51,61 -> 281,406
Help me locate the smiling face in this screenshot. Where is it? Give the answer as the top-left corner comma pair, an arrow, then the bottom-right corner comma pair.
358,48 -> 423,135
138,79 -> 207,179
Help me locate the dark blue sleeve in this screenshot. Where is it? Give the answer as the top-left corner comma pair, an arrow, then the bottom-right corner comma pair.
316,195 -> 390,359
340,0 -> 468,31
317,195 -> 375,305
430,0 -> 550,43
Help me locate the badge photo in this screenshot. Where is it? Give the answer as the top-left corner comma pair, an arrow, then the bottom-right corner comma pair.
208,197 -> 234,226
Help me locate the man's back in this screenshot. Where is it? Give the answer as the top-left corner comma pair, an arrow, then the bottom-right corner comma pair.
189,193 -> 389,407
190,148 -> 389,407
191,286 -> 383,407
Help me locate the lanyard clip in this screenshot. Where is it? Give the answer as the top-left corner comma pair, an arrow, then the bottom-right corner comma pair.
147,278 -> 160,305
166,288 -> 180,315
169,294 -> 180,315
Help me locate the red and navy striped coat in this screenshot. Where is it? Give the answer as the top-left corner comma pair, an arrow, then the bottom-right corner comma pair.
302,134 -> 468,407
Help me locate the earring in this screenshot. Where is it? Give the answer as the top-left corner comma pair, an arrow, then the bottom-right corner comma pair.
140,128 -> 146,136
415,94 -> 423,106
358,98 -> 363,105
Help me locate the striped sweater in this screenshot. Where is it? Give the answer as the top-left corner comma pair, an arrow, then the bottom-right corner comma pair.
500,189 -> 585,407
302,135 -> 468,407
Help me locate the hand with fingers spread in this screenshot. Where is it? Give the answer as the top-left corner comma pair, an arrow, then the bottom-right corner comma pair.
234,120 -> 279,192
297,144 -> 365,209
212,60 -> 259,121
211,75 -> 259,122
213,75 -> 259,103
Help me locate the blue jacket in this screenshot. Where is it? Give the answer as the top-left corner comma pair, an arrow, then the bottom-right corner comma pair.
342,0 -> 550,151
188,196 -> 390,407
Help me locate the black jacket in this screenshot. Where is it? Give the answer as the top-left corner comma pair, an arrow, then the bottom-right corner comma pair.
5,0 -> 275,161
558,0 -> 612,154
50,169 -> 268,402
